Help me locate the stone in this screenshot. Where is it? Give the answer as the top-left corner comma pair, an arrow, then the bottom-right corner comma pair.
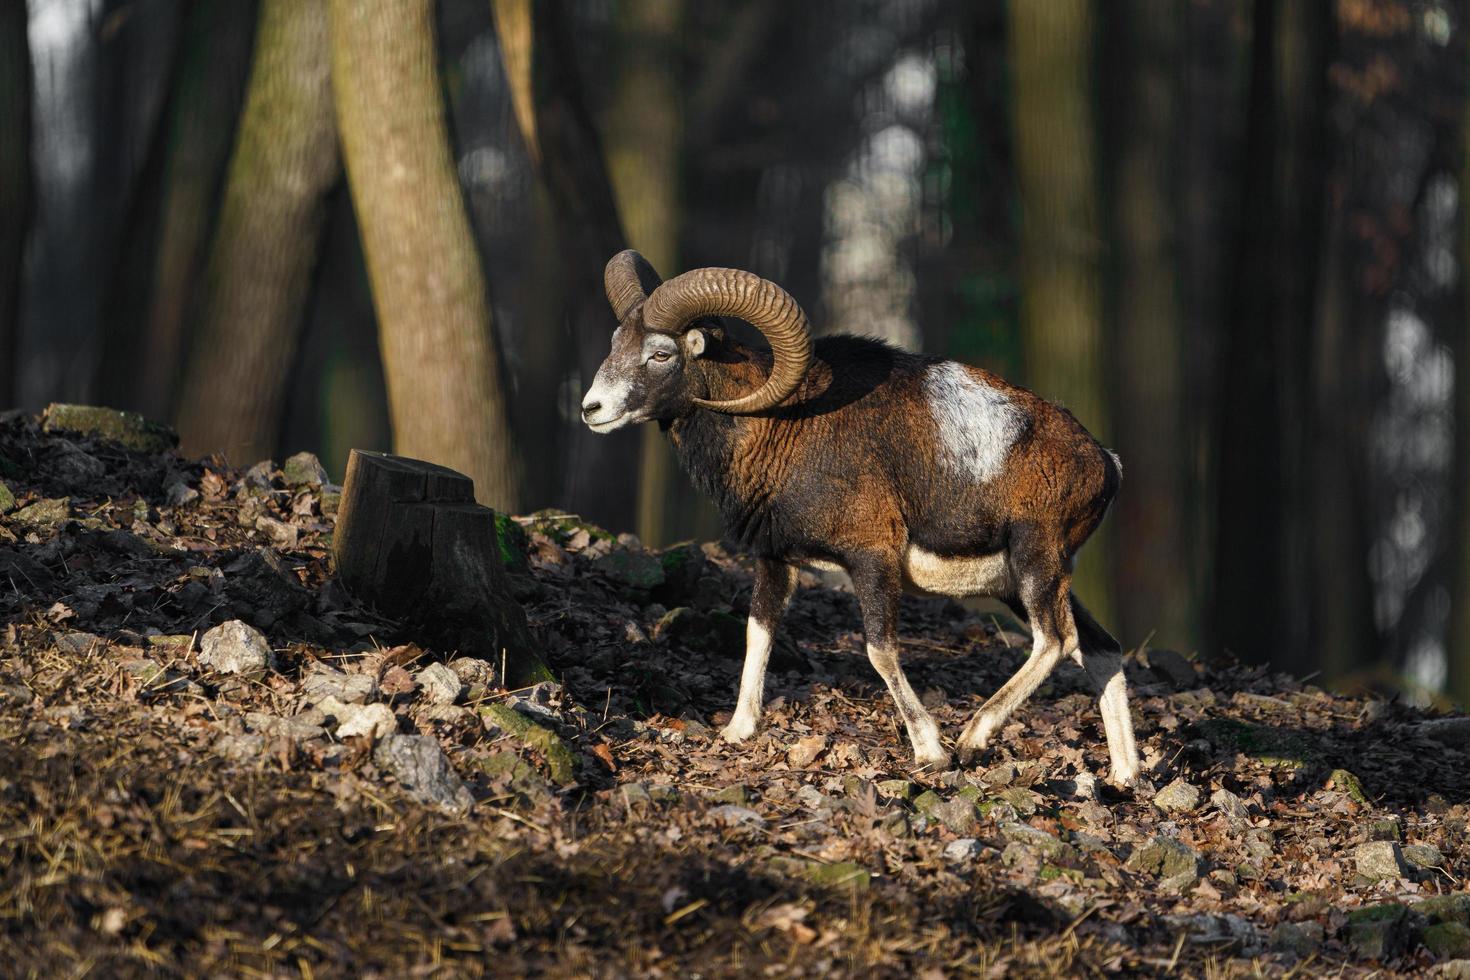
1371,816 -> 1404,841
1153,778 -> 1201,814
52,445 -> 105,486
930,798 -> 980,836
13,497 -> 70,525
1269,921 -> 1324,957
448,657 -> 496,687
803,861 -> 869,890
41,403 -> 178,452
164,478 -> 198,507
592,549 -> 666,589
796,784 -> 833,813
1328,768 -> 1370,805
479,703 -> 577,785
282,451 -> 329,487
199,620 -> 275,674
1346,903 -> 1409,960
301,669 -> 376,705
1441,962 -> 1470,979
876,779 -> 915,800
709,804 -> 763,827
1126,835 -> 1199,883
335,703 -> 397,740
373,734 -> 474,814
1404,843 -> 1447,872
214,733 -> 267,763
1417,894 -> 1470,926
244,712 -> 327,742
1354,840 -> 1408,881
0,480 -> 13,513
416,662 -> 464,705
1210,787 -> 1252,827
788,735 -> 827,768
710,784 -> 750,806
999,822 -> 1073,862
998,785 -> 1038,817
620,783 -> 653,807
943,838 -> 982,862
1426,923 -> 1470,959
1162,914 -> 1259,955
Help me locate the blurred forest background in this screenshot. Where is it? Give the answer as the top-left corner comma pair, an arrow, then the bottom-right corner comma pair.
1,0 -> 1468,706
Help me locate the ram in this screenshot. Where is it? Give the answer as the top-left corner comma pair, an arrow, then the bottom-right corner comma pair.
583,250 -> 1141,786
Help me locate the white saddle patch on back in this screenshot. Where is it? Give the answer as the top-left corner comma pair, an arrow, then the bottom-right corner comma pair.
902,545 -> 1011,598
923,361 -> 1023,483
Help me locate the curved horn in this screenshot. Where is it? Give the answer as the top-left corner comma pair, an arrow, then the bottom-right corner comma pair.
604,249 -> 662,321
643,267 -> 813,414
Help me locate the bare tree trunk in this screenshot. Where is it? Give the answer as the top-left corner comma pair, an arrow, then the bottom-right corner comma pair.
491,0 -> 640,533
175,0 -> 339,465
0,2 -> 30,407
1104,2 -> 1193,652
1007,0 -> 1114,626
604,0 -> 699,546
331,0 -> 519,509
1453,94 -> 1470,707
100,0 -> 258,420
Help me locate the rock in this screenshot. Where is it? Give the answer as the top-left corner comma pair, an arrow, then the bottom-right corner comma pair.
244,712 -> 327,742
255,516 -> 298,550
1346,903 -> 1409,960
52,445 -> 105,486
1403,843 -> 1447,872
1153,778 -> 1201,814
876,779 -> 915,801
620,783 -> 653,808
214,733 -> 267,763
1144,648 -> 1198,688
998,785 -> 1038,817
1126,835 -> 1199,886
1426,923 -> 1470,959
788,734 -> 827,768
448,657 -> 496,687
373,734 -> 474,814
479,703 -> 577,785
199,620 -> 275,674
795,785 -> 833,813
1328,768 -> 1370,805
1372,816 -> 1404,841
416,662 -> 464,705
1441,961 -> 1470,979
803,861 -> 869,890
1210,787 -> 1252,827
13,497 -> 70,525
0,480 -> 13,513
1162,914 -> 1259,955
592,549 -> 665,589
335,703 -> 397,740
164,478 -> 198,507
282,451 -> 329,487
1269,921 -> 1324,957
943,838 -> 983,862
1417,894 -> 1470,926
419,704 -> 475,727
302,669 -> 376,705
653,543 -> 708,603
709,804 -> 763,827
41,403 -> 178,452
1354,840 -> 1408,881
928,798 -> 979,836
710,784 -> 750,806
1000,822 -> 1073,863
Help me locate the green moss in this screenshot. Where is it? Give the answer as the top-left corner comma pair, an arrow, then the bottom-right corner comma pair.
0,480 -> 13,514
478,704 -> 576,786
1328,768 -> 1370,804
40,404 -> 178,452
1197,718 -> 1319,768
1423,921 -> 1470,958
493,513 -> 530,569
803,861 -> 869,890
1347,903 -> 1407,925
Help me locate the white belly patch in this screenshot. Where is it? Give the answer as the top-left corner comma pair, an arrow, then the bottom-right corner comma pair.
902,545 -> 1011,598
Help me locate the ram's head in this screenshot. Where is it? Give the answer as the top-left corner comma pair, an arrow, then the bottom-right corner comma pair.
580,250 -> 813,432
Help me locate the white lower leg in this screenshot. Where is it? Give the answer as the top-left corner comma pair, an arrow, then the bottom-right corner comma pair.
722,620 -> 773,743
958,630 -> 1064,758
868,642 -> 949,768
1087,653 -> 1140,785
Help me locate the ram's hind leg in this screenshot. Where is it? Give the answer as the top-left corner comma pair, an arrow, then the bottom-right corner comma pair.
956,551 -> 1073,765
1069,596 -> 1141,787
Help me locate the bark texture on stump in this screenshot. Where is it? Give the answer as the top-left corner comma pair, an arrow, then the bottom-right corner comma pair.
332,450 -> 547,688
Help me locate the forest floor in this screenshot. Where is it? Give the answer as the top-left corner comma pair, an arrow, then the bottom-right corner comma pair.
2,408 -> 1470,978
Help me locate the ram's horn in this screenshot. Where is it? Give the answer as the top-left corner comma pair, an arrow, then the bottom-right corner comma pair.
603,249 -> 663,322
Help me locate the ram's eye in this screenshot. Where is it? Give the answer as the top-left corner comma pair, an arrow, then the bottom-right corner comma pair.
651,350 -> 673,362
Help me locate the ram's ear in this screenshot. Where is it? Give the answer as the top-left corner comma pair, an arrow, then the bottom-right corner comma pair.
682,328 -> 710,359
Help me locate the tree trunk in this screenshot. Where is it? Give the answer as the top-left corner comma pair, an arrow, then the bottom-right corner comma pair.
603,0 -> 704,547
331,0 -> 519,510
1104,2 -> 1193,653
100,0 -> 258,420
0,2 -> 30,408
1007,0 -> 1114,626
175,0 -> 339,466
491,0 -> 641,533
1212,0 -> 1330,668
1452,95 -> 1470,707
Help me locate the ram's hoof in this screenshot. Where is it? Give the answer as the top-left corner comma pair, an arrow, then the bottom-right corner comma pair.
913,750 -> 953,774
721,718 -> 756,744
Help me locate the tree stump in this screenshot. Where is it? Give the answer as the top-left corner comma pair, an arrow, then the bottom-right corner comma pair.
332,449 -> 549,687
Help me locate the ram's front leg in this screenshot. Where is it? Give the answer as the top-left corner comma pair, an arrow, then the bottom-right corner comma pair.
722,559 -> 797,744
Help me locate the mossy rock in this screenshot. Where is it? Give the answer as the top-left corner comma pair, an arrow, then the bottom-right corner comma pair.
478,704 -> 576,786
493,514 -> 531,569
1416,894 -> 1470,926
41,403 -> 178,452
1423,921 -> 1470,958
526,510 -> 615,545
593,549 -> 665,590
653,542 -> 708,603
0,481 -> 13,514
1196,718 -> 1319,768
803,861 -> 870,890
13,497 -> 70,525
1328,768 -> 1370,804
